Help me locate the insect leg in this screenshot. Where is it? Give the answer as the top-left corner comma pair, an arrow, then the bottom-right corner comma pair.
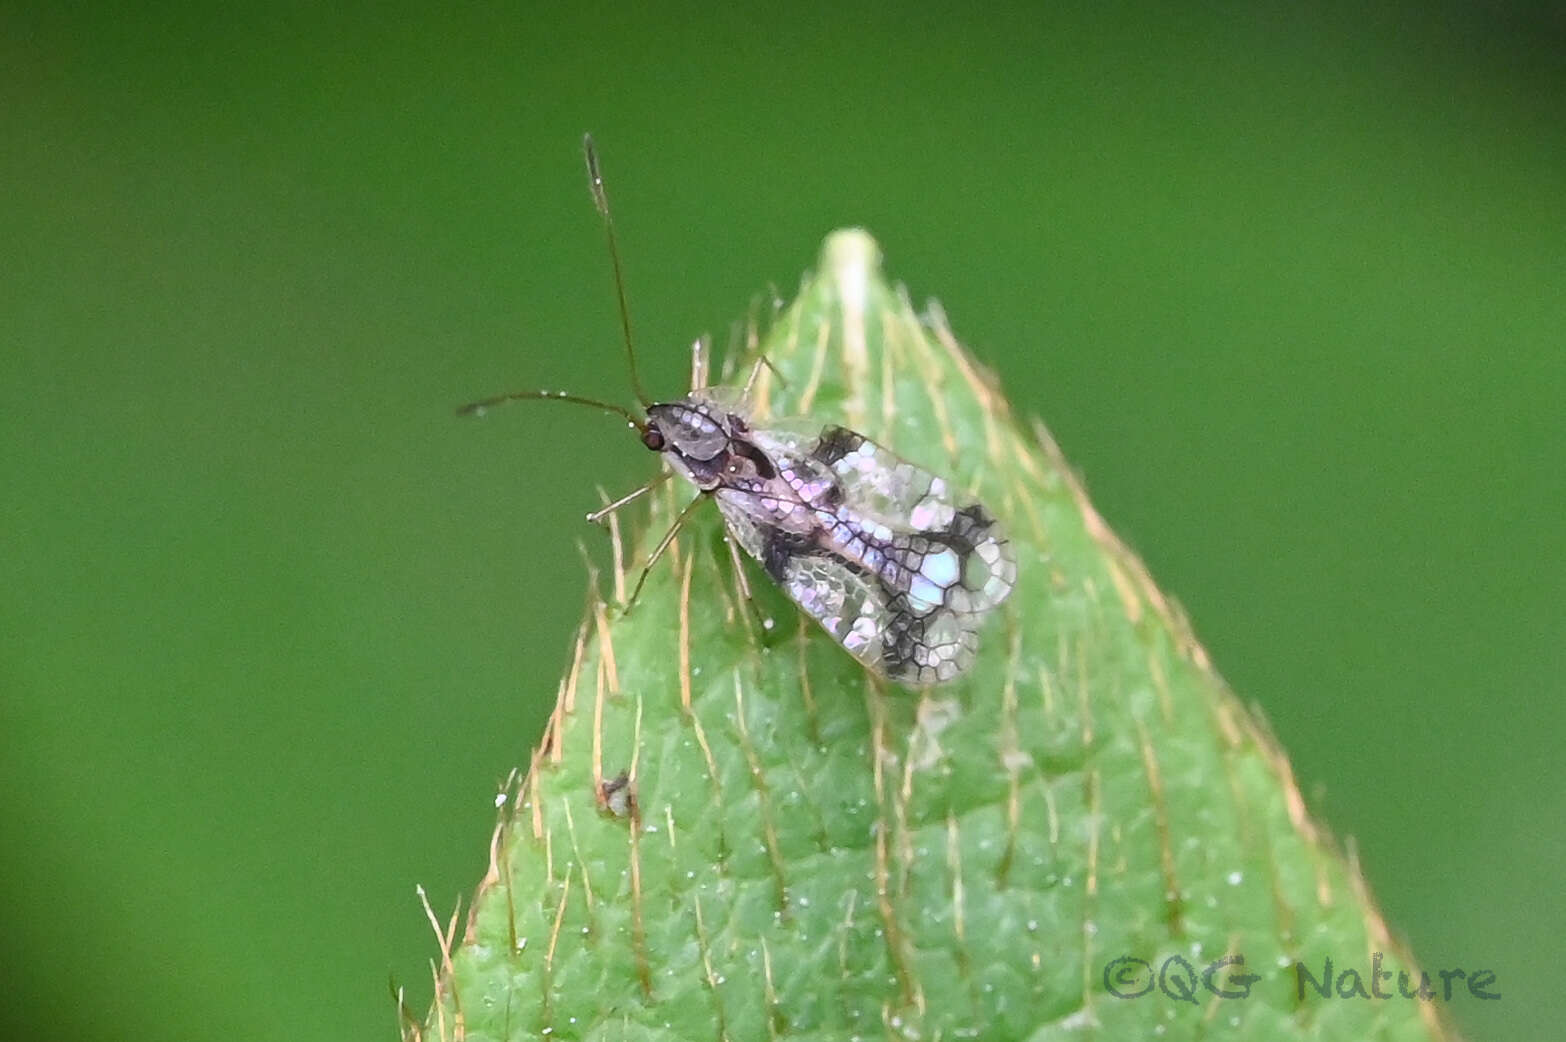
723,532 -> 754,602
723,530 -> 778,636
688,335 -> 711,392
585,471 -> 671,526
624,493 -> 708,611
738,351 -> 788,407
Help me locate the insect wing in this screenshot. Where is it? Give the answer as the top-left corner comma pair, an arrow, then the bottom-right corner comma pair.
716,497 -> 892,675
757,424 -> 1018,615
732,423 -> 1016,685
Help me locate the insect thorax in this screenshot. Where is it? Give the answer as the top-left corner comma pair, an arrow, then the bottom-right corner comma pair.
644,395 -> 772,491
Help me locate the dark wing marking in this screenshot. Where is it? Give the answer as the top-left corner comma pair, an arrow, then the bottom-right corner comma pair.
759,524 -> 812,584
882,589 -> 982,684
809,425 -> 861,467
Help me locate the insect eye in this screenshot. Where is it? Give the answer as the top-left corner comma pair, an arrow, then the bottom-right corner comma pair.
641,427 -> 665,452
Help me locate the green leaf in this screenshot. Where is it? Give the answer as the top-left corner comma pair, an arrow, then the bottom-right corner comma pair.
413,230 -> 1455,1041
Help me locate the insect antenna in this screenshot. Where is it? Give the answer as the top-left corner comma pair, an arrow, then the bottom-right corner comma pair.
456,389 -> 645,432
740,351 -> 788,402
582,134 -> 651,408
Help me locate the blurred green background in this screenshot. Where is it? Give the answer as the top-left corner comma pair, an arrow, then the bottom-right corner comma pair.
2,3 -> 1560,1040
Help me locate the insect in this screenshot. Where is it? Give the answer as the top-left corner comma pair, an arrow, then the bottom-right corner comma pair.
461,136 -> 1016,685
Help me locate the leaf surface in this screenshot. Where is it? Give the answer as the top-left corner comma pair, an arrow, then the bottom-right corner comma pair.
416,230 -> 1453,1042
